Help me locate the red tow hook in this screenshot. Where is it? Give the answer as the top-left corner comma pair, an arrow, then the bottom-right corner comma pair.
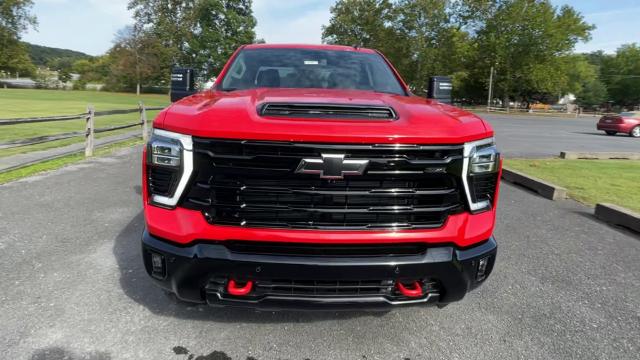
396,281 -> 423,298
227,279 -> 253,296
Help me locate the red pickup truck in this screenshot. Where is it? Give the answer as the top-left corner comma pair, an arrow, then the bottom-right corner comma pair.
142,44 -> 500,310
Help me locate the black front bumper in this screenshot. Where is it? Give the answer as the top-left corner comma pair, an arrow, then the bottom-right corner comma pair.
142,230 -> 497,311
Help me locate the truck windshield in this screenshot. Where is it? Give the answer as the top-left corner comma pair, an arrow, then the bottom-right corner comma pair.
220,48 -> 406,95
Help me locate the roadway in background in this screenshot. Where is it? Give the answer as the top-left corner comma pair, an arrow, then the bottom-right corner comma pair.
479,113 -> 639,158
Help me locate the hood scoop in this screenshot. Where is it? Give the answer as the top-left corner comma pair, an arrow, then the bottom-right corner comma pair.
259,103 -> 397,120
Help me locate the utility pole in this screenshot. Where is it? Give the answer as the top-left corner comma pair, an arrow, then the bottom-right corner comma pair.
487,66 -> 494,110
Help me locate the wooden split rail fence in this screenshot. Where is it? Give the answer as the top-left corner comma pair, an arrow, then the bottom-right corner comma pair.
0,103 -> 165,156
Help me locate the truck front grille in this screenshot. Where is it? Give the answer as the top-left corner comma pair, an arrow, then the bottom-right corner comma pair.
180,139 -> 465,230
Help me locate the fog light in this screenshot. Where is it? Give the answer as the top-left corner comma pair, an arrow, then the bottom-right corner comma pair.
477,256 -> 490,281
150,252 -> 166,279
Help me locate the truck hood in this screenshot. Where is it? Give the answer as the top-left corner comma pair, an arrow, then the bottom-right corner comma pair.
156,88 -> 492,144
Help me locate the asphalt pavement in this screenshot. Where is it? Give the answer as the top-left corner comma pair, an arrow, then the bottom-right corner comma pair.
1,145 -> 639,360
480,113 -> 639,158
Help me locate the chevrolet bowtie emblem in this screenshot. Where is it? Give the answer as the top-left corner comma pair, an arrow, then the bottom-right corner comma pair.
295,154 -> 369,179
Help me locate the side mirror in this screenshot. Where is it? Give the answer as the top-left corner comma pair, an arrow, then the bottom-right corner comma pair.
427,76 -> 452,104
170,68 -> 197,102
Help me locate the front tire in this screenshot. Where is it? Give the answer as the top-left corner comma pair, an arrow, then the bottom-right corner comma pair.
605,131 -> 617,136
630,126 -> 640,138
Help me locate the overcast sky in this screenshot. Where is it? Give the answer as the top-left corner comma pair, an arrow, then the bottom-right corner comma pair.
22,0 -> 640,56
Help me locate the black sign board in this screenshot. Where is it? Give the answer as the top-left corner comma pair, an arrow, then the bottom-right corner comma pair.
170,68 -> 196,102
427,76 -> 452,104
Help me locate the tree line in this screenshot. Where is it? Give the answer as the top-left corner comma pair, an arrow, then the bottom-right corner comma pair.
322,0 -> 639,108
1,0 -> 37,77
80,0 -> 257,93
1,0 -> 257,93
1,0 -> 639,108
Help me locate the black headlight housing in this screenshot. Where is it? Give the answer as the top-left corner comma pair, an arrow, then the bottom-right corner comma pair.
463,138 -> 501,213
146,129 -> 193,208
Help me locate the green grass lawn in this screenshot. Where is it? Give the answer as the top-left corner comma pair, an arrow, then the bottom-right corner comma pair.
0,88 -> 169,157
505,159 -> 640,213
0,88 -> 168,117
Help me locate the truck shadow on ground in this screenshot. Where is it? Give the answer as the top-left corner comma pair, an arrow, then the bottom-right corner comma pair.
30,347 -> 111,360
573,131 -> 636,138
113,212 -> 387,323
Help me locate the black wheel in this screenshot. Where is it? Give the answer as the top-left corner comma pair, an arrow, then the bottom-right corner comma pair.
605,131 -> 617,136
630,126 -> 640,138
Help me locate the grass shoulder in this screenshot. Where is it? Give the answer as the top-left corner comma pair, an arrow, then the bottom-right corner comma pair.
0,138 -> 143,185
505,158 -> 640,213
0,88 -> 167,158
0,113 -> 159,158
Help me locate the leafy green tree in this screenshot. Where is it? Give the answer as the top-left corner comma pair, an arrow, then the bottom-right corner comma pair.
187,0 -> 257,78
560,54 -> 606,107
72,56 -> 110,83
72,59 -> 94,77
322,0 -> 411,88
71,56 -> 110,90
322,0 -> 474,94
0,40 -> 35,77
128,0 -> 256,79
323,0 -> 593,105
471,0 -> 593,105
47,57 -> 75,82
322,0 -> 397,49
0,0 -> 37,76
394,0 -> 473,94
602,44 -> 640,107
576,78 -> 607,107
105,26 -> 173,93
585,50 -> 609,71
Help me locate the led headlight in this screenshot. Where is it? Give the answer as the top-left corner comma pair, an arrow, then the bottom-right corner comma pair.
150,139 -> 181,167
146,128 -> 193,208
469,144 -> 499,174
463,137 -> 500,213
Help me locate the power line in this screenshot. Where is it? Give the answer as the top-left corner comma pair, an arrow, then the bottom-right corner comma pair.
600,74 -> 640,78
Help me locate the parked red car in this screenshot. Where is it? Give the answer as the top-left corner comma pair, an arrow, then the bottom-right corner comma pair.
597,112 -> 640,137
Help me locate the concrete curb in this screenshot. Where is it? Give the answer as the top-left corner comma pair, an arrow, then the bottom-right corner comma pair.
501,167 -> 567,200
560,152 -> 640,160
595,203 -> 640,233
